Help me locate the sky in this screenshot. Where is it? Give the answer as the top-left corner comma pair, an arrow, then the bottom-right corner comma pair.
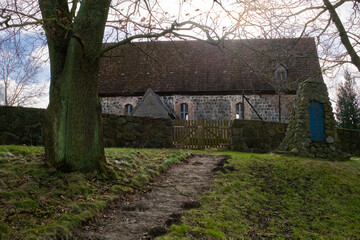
29,66 -> 50,108
0,34 -> 50,108
4,0 -> 359,110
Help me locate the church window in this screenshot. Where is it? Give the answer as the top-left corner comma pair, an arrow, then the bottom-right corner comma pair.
180,103 -> 188,120
236,103 -> 243,119
274,64 -> 287,80
276,70 -> 287,80
125,104 -> 133,115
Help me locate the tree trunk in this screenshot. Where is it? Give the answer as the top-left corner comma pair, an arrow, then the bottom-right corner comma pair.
44,38 -> 105,172
39,0 -> 110,173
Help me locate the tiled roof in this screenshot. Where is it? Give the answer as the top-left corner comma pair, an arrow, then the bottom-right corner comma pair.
98,38 -> 323,96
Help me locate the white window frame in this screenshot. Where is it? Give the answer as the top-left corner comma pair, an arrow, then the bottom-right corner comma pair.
236,102 -> 243,119
180,103 -> 188,120
274,64 -> 288,81
276,69 -> 287,80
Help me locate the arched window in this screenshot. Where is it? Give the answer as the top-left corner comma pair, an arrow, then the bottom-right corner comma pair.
124,104 -> 133,115
180,103 -> 188,120
236,103 -> 243,119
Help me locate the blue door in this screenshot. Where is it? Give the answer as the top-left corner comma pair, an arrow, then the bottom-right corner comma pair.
309,101 -> 325,141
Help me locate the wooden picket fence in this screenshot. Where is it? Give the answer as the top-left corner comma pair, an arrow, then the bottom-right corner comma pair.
173,119 -> 232,149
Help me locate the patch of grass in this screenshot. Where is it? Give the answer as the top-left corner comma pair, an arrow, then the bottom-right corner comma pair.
9,198 -> 38,210
0,146 -> 191,239
0,223 -> 9,238
0,145 -> 43,157
160,151 -> 360,239
169,223 -> 191,237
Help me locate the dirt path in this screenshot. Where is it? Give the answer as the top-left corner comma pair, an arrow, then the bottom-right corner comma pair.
73,155 -> 227,240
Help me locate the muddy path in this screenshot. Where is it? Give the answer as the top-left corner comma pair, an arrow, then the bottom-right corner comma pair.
73,155 -> 228,240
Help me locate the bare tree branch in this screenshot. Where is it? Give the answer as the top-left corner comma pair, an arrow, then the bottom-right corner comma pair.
0,30 -> 47,106
323,0 -> 360,71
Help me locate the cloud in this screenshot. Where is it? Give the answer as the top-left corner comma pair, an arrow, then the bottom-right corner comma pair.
0,77 -> 49,108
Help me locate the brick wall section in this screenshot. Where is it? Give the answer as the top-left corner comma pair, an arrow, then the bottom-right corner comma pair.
337,128 -> 360,156
100,94 -> 296,122
231,119 -> 288,153
0,106 -> 172,148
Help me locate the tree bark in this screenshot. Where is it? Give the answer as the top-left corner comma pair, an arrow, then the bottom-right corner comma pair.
39,0 -> 110,172
44,39 -> 105,172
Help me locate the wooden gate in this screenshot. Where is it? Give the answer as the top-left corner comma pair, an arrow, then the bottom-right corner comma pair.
173,119 -> 232,149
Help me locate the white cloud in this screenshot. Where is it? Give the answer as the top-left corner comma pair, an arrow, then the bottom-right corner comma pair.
0,77 -> 49,108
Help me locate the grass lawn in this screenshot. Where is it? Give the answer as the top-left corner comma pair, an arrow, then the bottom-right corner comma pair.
160,151 -> 360,239
1,146 -> 360,239
0,145 -> 190,239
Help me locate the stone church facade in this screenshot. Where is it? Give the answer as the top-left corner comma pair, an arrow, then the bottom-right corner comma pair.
98,38 -> 323,122
101,94 -> 295,122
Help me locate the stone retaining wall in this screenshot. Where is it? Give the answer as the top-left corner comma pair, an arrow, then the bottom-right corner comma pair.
1,106 -> 358,156
0,106 -> 44,145
337,128 -> 360,156
0,106 -> 173,148
231,119 -> 288,153
231,119 -> 360,156
102,114 -> 173,148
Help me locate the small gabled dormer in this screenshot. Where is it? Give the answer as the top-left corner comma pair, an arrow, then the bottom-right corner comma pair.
273,63 -> 288,81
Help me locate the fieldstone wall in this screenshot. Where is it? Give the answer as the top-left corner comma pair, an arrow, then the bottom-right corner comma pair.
100,94 -> 295,122
1,106 -> 357,156
231,119 -> 288,153
279,77 -> 349,159
0,106 -> 45,145
231,120 -> 360,156
246,94 -> 294,122
0,106 -> 173,148
337,128 -> 360,156
101,96 -> 139,115
102,114 -> 173,148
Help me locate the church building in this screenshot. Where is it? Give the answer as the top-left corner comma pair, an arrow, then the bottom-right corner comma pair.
98,38 -> 323,122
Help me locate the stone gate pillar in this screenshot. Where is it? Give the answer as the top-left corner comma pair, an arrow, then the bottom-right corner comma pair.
279,77 -> 349,159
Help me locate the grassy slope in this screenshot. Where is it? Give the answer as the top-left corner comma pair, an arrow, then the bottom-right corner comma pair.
160,152 -> 360,239
0,145 -> 190,239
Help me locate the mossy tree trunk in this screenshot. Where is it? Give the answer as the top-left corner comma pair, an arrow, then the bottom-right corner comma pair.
39,0 -> 111,172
